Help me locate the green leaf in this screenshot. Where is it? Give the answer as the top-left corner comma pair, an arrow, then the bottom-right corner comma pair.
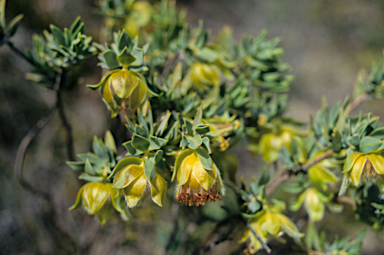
118,30 -> 132,52
66,161 -> 85,172
257,167 -> 270,186
144,158 -> 156,180
131,134 -> 150,152
7,14 -> 23,37
156,111 -> 171,136
93,136 -> 109,163
187,135 -> 202,149
84,159 -> 97,175
135,125 -> 149,139
108,156 -> 142,179
195,124 -> 210,135
196,147 -> 212,170
192,105 -> 203,131
130,47 -> 144,66
70,16 -> 83,36
149,136 -> 167,150
369,127 -> 384,140
77,153 -> 104,167
332,130 -> 342,153
359,136 -> 382,153
78,173 -> 104,182
123,141 -> 138,155
104,130 -> 117,153
202,137 -> 211,154
154,150 -> 163,164
101,50 -> 120,69
117,47 -> 136,67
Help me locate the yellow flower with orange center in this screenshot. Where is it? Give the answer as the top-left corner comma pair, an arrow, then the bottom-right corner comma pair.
172,149 -> 225,206
342,152 -> 384,186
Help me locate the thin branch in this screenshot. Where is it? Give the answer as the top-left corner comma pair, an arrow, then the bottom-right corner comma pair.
266,149 -> 334,196
6,40 -> 35,66
348,93 -> 370,112
245,220 -> 271,254
201,220 -> 235,254
14,108 -> 56,200
56,68 -> 76,161
159,51 -> 185,85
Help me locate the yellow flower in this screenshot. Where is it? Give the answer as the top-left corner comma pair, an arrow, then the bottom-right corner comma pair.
241,209 -> 302,253
112,157 -> 167,207
69,182 -> 119,215
258,126 -> 306,163
308,153 -> 338,190
173,149 -> 225,206
88,69 -> 148,117
342,152 -> 384,186
189,62 -> 220,90
124,1 -> 153,37
290,188 -> 330,222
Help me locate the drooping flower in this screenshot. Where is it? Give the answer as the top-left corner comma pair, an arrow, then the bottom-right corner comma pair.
112,157 -> 167,208
307,153 -> 338,190
88,69 -> 148,117
69,182 -> 128,223
258,125 -> 306,163
241,207 -> 302,254
173,149 -> 225,206
189,62 -> 221,90
342,152 -> 384,186
290,188 -> 331,222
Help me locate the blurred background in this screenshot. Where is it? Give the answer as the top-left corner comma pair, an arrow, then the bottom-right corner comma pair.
1,0 -> 384,254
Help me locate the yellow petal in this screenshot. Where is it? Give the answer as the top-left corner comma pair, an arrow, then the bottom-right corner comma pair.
275,213 -> 302,240
192,156 -> 216,190
69,185 -> 85,211
368,154 -> 384,174
342,152 -> 364,173
110,70 -> 139,99
124,173 -> 148,208
200,64 -> 220,86
129,79 -> 147,110
150,174 -> 167,207
350,155 -> 367,186
83,182 -> 109,215
263,212 -> 280,236
304,188 -> 324,222
178,153 -> 195,186
113,164 -> 144,189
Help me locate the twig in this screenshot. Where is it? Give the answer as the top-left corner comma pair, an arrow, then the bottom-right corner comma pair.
6,40 -> 35,66
245,220 -> 271,254
56,68 -> 76,161
266,149 -> 334,196
159,53 -> 177,85
336,196 -> 356,208
159,51 -> 185,85
201,219 -> 235,254
348,93 -> 370,112
14,108 -> 56,201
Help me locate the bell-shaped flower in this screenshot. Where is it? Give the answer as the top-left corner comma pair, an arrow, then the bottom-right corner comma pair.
112,157 -> 167,208
189,62 -> 221,90
290,188 -> 331,222
173,149 -> 225,206
342,152 -> 384,186
258,125 -> 306,163
69,182 -> 127,223
241,208 -> 302,253
308,153 -> 338,190
88,69 -> 148,117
